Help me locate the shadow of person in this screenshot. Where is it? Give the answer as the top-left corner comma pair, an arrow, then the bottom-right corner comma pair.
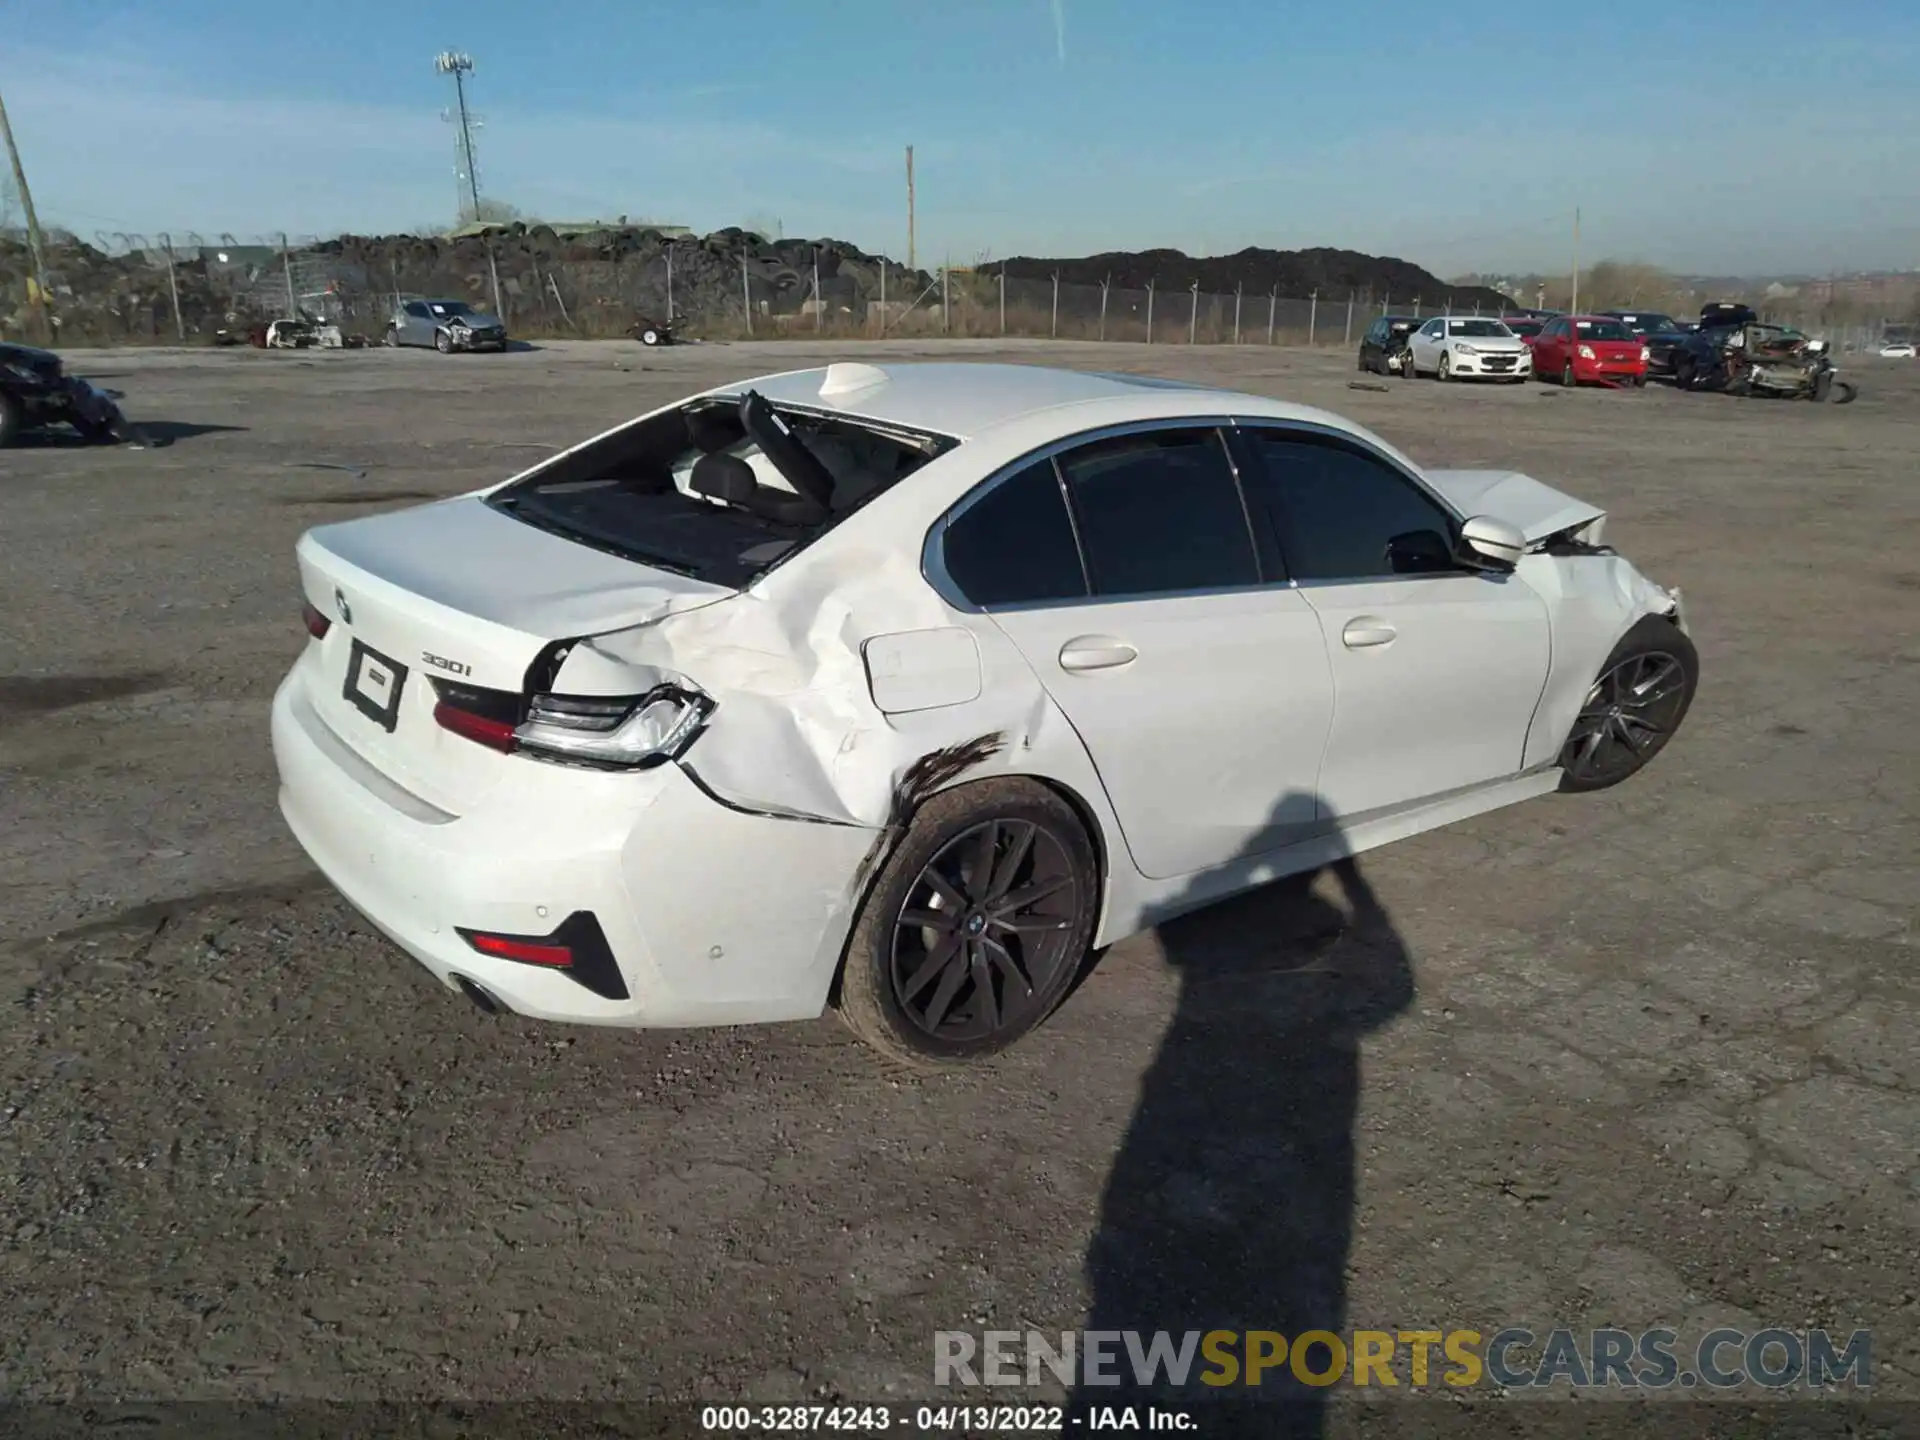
1070,795 -> 1415,1438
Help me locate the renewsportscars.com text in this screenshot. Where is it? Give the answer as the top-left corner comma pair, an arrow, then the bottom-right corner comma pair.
934,1327 -> 1871,1391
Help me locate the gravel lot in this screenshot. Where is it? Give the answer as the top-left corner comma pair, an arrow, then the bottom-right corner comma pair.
1,338 -> 1916,1424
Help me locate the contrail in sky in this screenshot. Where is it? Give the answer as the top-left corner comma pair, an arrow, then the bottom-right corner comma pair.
1051,0 -> 1066,64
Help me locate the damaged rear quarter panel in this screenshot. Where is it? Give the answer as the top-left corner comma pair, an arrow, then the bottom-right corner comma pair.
552,478 -> 1131,928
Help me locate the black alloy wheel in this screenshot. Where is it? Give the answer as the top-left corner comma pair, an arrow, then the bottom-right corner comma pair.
836,779 -> 1097,1064
889,818 -> 1078,1043
1559,618 -> 1699,792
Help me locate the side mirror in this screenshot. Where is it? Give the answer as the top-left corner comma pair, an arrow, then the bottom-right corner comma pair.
1456,515 -> 1526,572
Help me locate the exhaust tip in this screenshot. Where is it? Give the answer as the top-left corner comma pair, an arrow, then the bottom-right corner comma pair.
452,974 -> 508,1015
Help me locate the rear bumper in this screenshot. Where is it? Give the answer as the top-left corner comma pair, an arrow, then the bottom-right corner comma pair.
270,665 -> 879,1028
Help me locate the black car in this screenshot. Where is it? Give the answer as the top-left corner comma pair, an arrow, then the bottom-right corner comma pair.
1357,314 -> 1421,375
0,342 -> 136,447
1598,309 -> 1682,339
1655,303 -> 1763,385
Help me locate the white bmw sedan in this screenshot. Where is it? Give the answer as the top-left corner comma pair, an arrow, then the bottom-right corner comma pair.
271,362 -> 1696,1062
1406,315 -> 1533,382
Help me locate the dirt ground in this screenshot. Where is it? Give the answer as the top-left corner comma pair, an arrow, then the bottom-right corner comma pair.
1,338 -> 1916,1427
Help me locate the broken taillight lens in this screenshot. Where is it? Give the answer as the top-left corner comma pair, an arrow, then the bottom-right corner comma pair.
430,677 -> 713,768
302,602 -> 331,640
514,688 -> 712,769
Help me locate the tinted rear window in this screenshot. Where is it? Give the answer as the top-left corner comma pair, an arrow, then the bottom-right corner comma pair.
1058,429 -> 1258,597
943,461 -> 1087,607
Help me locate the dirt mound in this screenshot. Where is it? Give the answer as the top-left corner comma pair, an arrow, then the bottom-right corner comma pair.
999,245 -> 1511,309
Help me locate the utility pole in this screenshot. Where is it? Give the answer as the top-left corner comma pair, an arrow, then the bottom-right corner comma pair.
0,80 -> 52,343
435,50 -> 504,320
1570,206 -> 1581,314
905,145 -> 916,274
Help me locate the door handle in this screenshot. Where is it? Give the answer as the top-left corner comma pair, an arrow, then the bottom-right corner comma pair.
1342,616 -> 1397,649
1058,636 -> 1138,672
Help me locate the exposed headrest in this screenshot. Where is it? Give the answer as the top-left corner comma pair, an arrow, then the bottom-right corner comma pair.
686,405 -> 746,454
689,451 -> 758,505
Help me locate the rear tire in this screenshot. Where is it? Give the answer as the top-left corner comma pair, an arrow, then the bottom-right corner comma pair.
0,392 -> 22,448
1558,616 -> 1699,793
834,778 -> 1097,1067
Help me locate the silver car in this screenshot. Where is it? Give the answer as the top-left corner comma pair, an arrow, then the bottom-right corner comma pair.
385,298 -> 508,353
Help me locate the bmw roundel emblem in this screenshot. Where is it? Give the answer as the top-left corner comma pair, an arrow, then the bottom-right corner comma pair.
334,588 -> 352,625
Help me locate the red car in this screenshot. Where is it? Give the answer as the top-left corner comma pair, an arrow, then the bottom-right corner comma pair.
1531,314 -> 1649,387
1499,314 -> 1547,344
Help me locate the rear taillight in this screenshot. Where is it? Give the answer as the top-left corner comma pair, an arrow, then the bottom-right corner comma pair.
514,688 -> 711,768
431,679 -> 522,753
430,677 -> 713,769
433,700 -> 518,752
302,602 -> 331,639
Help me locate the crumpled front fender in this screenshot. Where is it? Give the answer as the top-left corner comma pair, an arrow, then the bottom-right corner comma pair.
1518,551 -> 1687,771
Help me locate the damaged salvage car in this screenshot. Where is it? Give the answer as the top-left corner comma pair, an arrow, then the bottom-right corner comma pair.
271,362 -> 1697,1062
0,341 -> 138,447
1671,312 -> 1856,403
384,297 -> 509,353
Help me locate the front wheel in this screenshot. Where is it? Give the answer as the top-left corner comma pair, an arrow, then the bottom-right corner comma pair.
834,778 -> 1097,1066
1673,355 -> 1696,389
1559,616 -> 1699,793
1437,352 -> 1452,381
434,330 -> 453,354
0,391 -> 23,448
639,327 -> 662,346
1561,362 -> 1577,388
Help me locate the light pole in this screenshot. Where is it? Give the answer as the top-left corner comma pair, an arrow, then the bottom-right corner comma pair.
434,50 -> 504,320
0,80 -> 51,343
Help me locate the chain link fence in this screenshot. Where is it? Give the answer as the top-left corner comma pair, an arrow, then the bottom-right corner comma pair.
4,227 -> 1914,354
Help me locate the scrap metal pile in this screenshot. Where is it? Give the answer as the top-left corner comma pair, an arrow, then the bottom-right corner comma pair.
2,227 -> 935,344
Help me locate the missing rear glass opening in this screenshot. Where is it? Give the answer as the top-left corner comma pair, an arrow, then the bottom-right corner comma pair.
487,391 -> 958,590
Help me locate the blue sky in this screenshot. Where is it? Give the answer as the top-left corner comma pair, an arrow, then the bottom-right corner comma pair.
5,0 -> 1918,276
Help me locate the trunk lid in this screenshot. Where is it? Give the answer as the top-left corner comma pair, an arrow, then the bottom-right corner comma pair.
294,495 -> 734,811
1423,469 -> 1606,545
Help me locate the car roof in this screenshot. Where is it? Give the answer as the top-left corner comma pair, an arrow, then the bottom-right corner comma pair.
713,361 -> 1354,442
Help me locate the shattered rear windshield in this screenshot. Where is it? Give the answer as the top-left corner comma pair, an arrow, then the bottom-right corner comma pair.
487,395 -> 958,589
